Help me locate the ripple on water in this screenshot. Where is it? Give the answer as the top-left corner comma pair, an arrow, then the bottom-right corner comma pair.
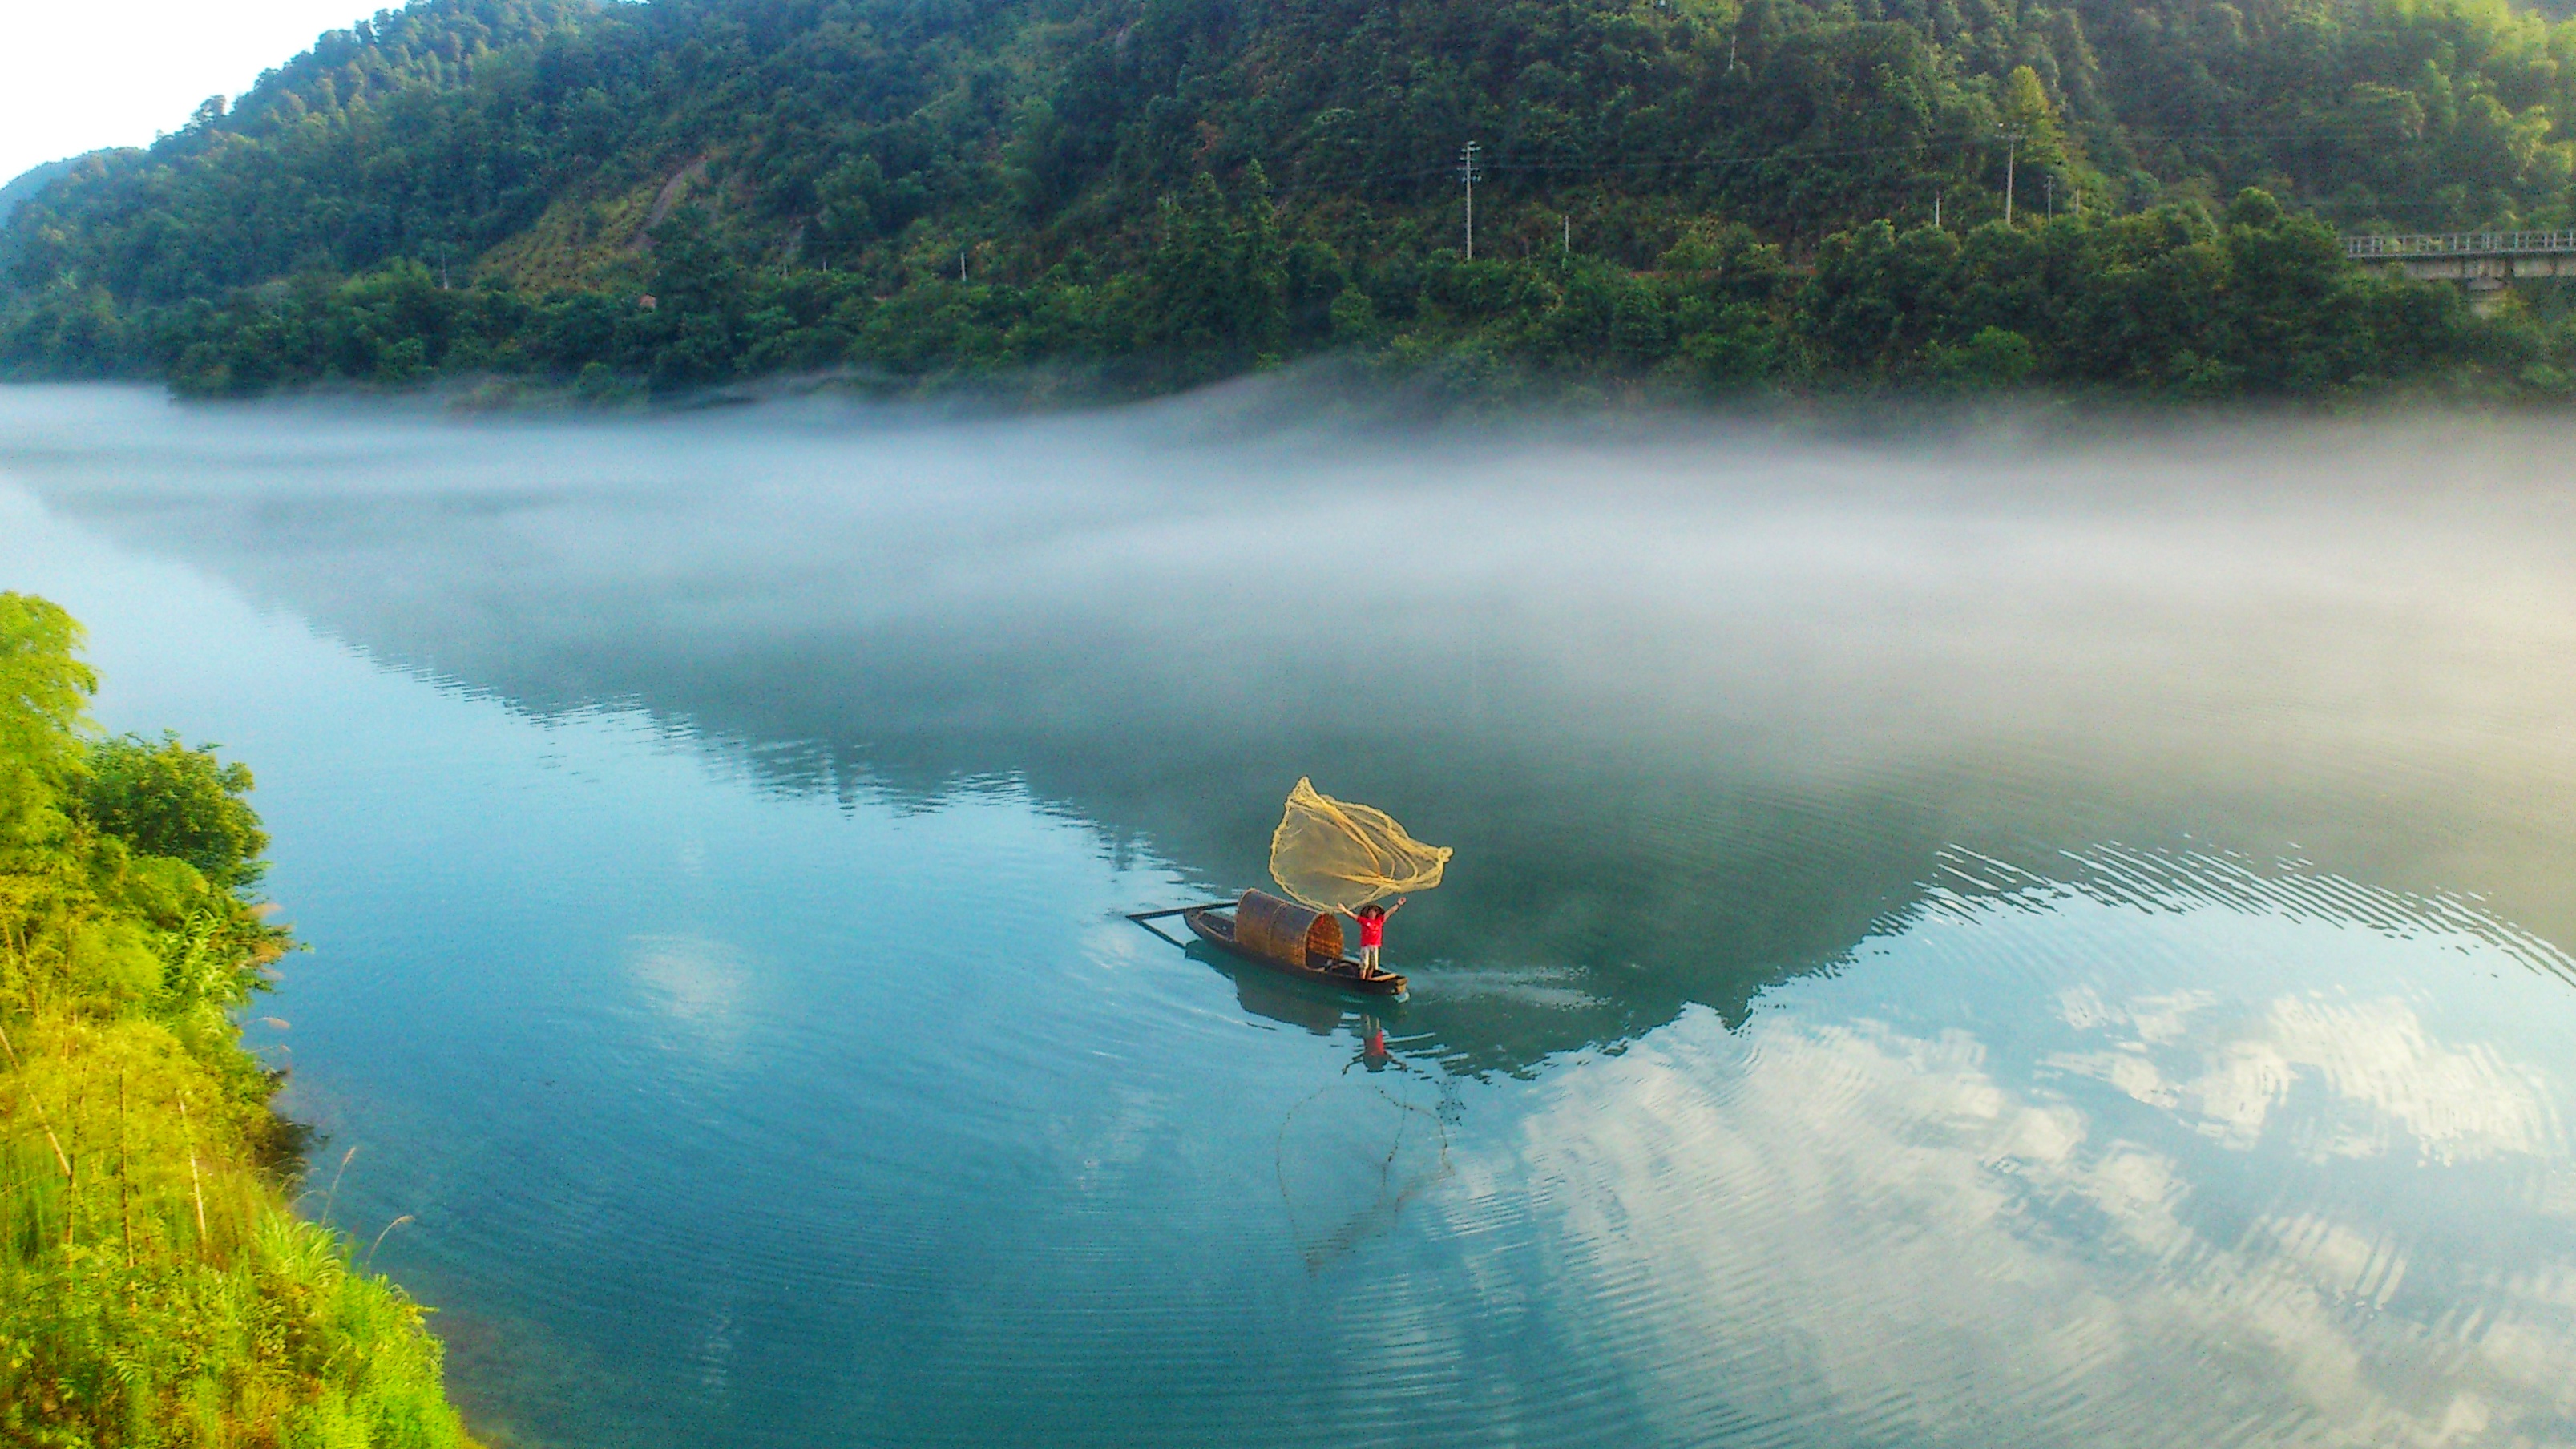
22,390 -> 2576,1448
1389,850 -> 2576,1449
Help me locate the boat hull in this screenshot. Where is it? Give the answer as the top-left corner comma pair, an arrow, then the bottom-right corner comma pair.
1184,907 -> 1409,998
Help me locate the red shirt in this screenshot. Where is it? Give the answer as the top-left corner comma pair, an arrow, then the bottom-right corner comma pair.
1356,913 -> 1386,947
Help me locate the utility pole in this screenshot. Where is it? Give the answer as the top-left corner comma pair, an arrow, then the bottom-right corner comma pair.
1459,142 -> 1483,260
1934,189 -> 1942,228
960,248 -> 967,282
2001,129 -> 2023,226
1562,214 -> 1571,255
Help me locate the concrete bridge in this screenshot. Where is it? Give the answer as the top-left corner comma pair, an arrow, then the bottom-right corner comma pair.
2345,231 -> 2576,305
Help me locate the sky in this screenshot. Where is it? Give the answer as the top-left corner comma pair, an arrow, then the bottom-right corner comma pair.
1,0 -> 376,185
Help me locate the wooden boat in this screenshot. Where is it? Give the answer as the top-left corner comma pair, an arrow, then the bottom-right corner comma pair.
1185,889 -> 1408,998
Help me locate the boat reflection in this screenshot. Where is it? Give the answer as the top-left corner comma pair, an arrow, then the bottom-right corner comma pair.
1180,938 -> 1396,1039
1415,857 -> 2576,1446
12,386 -> 2576,1447
13,385 -> 2576,1077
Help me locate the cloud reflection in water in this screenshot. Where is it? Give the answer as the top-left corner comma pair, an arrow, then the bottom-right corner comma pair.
1462,853 -> 2576,1447
8,384 -> 2576,1445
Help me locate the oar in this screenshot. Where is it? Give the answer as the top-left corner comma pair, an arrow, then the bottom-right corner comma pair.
1124,902 -> 1235,922
1125,901 -> 1234,951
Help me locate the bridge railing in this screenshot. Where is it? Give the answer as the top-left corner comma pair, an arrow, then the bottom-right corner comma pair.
2344,230 -> 2576,260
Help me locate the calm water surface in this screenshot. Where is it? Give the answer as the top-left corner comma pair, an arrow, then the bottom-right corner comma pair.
5,383 -> 2576,1446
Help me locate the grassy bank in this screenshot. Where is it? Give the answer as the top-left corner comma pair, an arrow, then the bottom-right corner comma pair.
0,593 -> 474,1448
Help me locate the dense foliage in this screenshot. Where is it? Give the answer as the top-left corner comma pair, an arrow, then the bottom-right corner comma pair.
0,594 -> 474,1448
3,0 -> 2575,398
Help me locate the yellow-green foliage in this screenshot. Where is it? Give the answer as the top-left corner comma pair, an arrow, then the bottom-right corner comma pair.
0,593 -> 476,1448
477,179 -> 663,297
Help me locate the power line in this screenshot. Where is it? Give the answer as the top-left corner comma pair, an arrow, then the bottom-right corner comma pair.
1266,111 -> 2509,197
1238,118 -> 2546,234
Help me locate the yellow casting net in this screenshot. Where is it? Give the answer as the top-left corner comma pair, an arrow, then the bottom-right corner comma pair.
1268,777 -> 1453,914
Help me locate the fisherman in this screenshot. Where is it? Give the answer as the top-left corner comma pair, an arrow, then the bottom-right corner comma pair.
1353,896 -> 1404,975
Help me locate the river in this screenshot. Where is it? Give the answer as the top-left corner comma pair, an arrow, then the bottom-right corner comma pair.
4,381 -> 2574,1447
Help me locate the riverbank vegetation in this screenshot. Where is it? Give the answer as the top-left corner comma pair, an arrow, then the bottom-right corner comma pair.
4,0 -> 2576,399
0,594 -> 474,1447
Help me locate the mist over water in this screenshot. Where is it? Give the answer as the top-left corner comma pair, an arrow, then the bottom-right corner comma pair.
5,382 -> 2575,1446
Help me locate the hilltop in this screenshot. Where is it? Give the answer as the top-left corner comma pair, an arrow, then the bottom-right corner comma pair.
0,162 -> 75,228
2,0 -> 2574,398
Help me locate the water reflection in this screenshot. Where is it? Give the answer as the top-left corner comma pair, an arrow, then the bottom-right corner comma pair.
6,383 -> 2576,1445
1464,856 -> 2576,1444
8,385 -> 2576,1072
1275,1064 -> 1452,1271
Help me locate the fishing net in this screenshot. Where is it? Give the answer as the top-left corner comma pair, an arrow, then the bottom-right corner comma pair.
1275,1070 -> 1452,1270
1268,777 -> 1452,915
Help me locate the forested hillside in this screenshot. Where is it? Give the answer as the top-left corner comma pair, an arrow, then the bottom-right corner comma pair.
4,0 -> 2574,398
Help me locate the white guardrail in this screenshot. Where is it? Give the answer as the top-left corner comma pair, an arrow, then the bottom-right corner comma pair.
2344,230 -> 2576,259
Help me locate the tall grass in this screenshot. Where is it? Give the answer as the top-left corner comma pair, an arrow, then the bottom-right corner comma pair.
1,592 -> 478,1447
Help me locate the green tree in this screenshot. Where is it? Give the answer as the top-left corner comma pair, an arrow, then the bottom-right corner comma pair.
0,595 -> 477,1446
1138,168 -> 1289,370
0,593 -> 95,850
82,732 -> 271,892
1998,65 -> 2072,208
